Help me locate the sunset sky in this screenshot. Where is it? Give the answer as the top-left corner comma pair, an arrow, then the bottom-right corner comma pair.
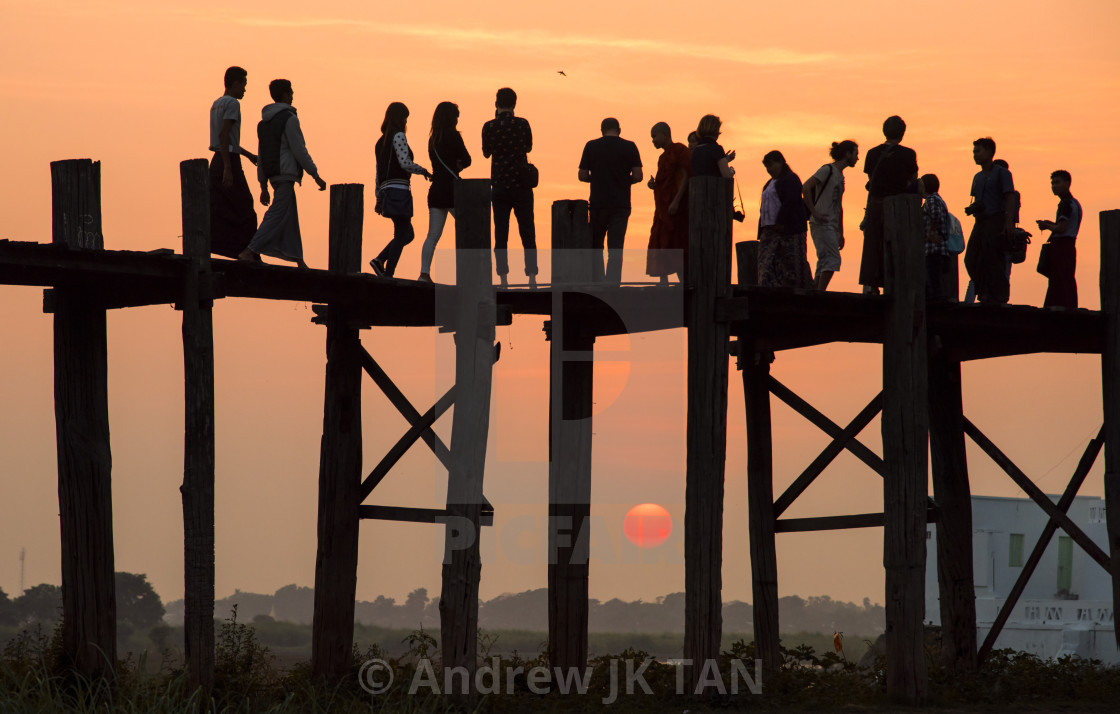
2,1 -> 1119,616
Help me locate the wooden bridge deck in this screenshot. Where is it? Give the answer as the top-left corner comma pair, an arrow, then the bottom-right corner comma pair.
1,238 -> 1103,359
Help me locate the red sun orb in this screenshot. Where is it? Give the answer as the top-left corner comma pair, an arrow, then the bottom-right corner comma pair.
623,503 -> 673,548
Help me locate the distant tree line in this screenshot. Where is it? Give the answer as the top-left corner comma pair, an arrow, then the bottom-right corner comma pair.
0,572 -> 165,637
164,586 -> 884,636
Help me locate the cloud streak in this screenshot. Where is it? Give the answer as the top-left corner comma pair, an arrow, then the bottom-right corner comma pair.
221,14 -> 834,67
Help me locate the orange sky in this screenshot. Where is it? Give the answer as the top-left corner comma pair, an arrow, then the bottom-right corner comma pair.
2,1 -> 1120,613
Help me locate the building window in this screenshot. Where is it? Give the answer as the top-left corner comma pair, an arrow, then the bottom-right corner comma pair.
1057,536 -> 1073,592
1009,533 -> 1024,567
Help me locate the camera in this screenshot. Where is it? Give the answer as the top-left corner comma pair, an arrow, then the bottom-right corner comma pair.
732,210 -> 745,223
963,204 -> 977,217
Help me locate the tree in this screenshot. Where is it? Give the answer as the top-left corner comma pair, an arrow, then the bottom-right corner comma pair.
115,572 -> 165,631
15,583 -> 62,624
0,587 -> 16,627
272,584 -> 314,624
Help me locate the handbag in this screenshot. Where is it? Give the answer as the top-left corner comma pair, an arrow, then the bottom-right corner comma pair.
1037,242 -> 1053,277
521,161 -> 539,189
1009,227 -> 1031,264
376,187 -> 413,218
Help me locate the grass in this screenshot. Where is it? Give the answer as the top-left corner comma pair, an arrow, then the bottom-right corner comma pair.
2,614 -> 1118,712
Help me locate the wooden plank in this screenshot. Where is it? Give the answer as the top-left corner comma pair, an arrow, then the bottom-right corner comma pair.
50,158 -> 117,678
547,200 -> 594,673
1100,209 -> 1120,651
360,505 -> 494,527
881,194 -> 928,704
964,418 -> 1112,571
977,429 -> 1104,663
773,392 -> 884,517
743,353 -> 779,675
438,179 -> 495,696
179,158 -> 216,694
928,354 -> 975,672
768,379 -> 885,475
312,184 -> 364,683
684,175 -> 732,690
775,510 -> 939,533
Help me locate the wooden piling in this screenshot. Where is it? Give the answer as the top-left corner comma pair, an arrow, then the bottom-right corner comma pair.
881,194 -> 929,703
179,158 -> 216,693
684,176 -> 731,688
439,179 -> 496,688
735,240 -> 759,287
311,184 -> 364,682
927,352 -> 975,671
548,200 -> 594,672
50,158 -> 117,677
1100,209 -> 1120,650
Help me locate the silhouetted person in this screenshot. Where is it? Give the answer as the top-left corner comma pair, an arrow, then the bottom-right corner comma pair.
1036,170 -> 1081,308
921,174 -> 952,301
963,137 -> 1015,304
420,101 -> 471,283
802,140 -> 858,291
758,150 -> 811,288
860,116 -> 918,294
239,79 -> 326,268
692,115 -> 735,178
209,66 -> 258,259
369,102 -> 432,278
645,122 -> 692,284
578,117 -> 643,284
482,87 -> 537,288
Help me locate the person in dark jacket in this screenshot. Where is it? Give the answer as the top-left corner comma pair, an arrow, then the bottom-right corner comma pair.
370,102 -> 432,278
419,101 -> 471,283
758,150 -> 812,288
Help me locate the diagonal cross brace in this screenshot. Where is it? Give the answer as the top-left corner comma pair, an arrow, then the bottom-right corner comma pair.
769,377 -> 885,475
360,346 -> 452,467
358,343 -> 500,504
977,427 -> 1104,664
774,392 -> 883,517
964,418 -> 1112,573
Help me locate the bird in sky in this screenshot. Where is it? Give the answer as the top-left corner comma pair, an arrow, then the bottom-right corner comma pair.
557,70 -> 567,77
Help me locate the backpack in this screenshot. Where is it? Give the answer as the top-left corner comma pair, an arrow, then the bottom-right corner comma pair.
945,212 -> 965,254
257,109 -> 294,180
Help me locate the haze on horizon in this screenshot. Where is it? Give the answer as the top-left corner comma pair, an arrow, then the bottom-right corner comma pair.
1,0 -> 1118,611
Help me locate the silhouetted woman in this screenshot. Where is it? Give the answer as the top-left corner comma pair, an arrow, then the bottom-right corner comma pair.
419,102 -> 471,283
691,115 -> 735,178
758,150 -> 812,288
370,102 -> 431,278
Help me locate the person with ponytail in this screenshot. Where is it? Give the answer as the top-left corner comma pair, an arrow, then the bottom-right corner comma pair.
802,140 -> 858,290
370,102 -> 432,278
419,101 -> 471,282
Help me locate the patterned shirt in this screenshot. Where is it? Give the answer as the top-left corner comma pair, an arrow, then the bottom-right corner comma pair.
923,193 -> 950,256
482,112 -> 532,189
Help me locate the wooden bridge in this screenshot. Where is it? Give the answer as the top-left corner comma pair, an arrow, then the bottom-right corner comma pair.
5,158 -> 1120,704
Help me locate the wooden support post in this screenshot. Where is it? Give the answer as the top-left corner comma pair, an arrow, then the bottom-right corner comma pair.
312,184 -> 364,683
439,179 -> 495,691
684,176 -> 731,689
179,159 -> 216,693
50,159 -> 117,678
928,353 -> 975,671
735,240 -> 759,287
882,194 -> 928,704
1100,208 -> 1120,650
743,353 -> 779,676
547,200 -> 594,673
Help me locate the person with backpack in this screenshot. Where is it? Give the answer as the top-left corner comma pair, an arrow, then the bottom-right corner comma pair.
859,116 -> 918,294
239,79 -> 326,268
802,140 -> 858,291
962,137 -> 1016,304
369,102 -> 432,279
921,174 -> 954,301
418,101 -> 470,283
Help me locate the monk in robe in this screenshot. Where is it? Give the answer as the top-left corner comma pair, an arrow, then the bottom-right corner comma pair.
646,122 -> 692,283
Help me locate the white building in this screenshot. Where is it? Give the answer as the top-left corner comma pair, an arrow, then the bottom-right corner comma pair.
925,495 -> 1117,663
